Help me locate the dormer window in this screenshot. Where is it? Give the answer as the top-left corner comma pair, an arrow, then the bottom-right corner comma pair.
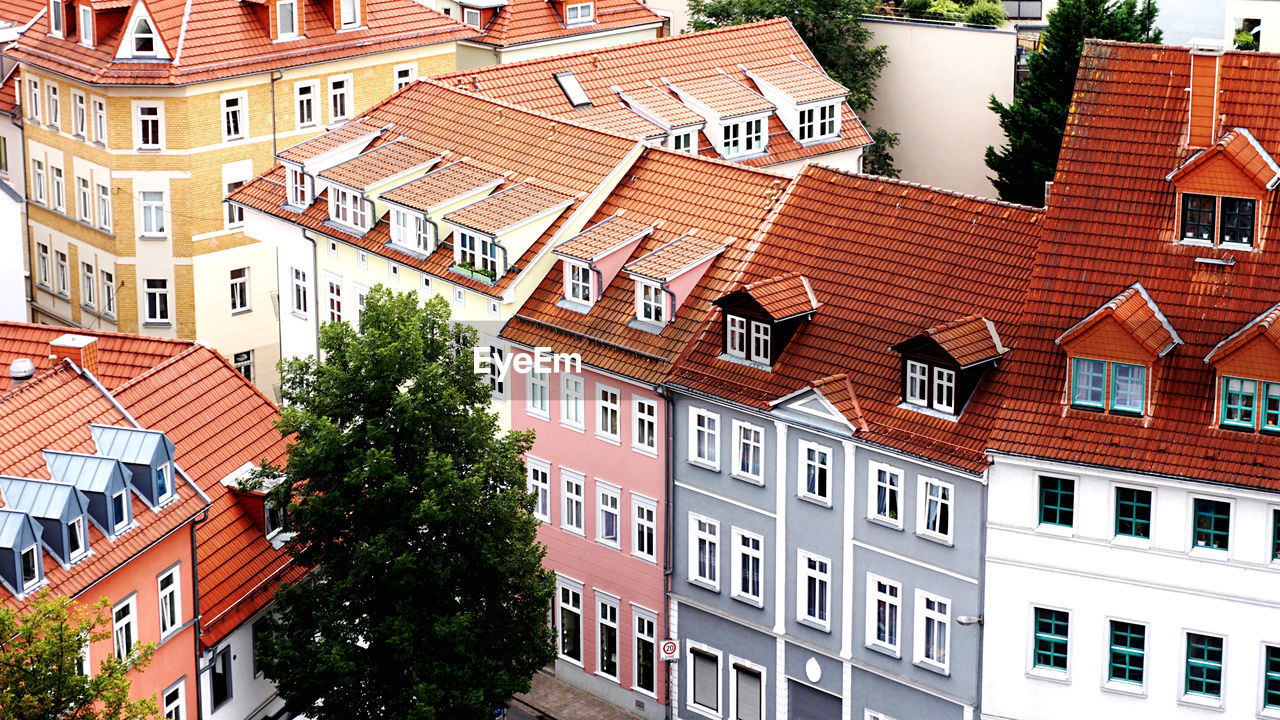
1180,193 -> 1256,246
131,16 -> 157,55
903,359 -> 957,414
79,4 -> 93,46
638,281 -> 664,324
155,463 -> 172,502
1167,128 -> 1276,248
727,315 -> 747,357
278,0 -> 298,38
463,7 -> 481,27
799,104 -> 838,142
391,208 -> 430,253
1070,358 -> 1146,415
339,0 -> 359,27
724,117 -> 764,158
723,314 -> 771,365
565,261 -> 592,304
111,489 -> 129,532
456,231 -> 499,280
1219,377 -> 1280,432
750,320 -> 770,362
20,545 -> 39,591
565,2 -> 593,25
672,132 -> 694,153
68,516 -> 86,560
287,166 -> 309,206
50,0 -> 65,37
1220,197 -> 1255,245
266,499 -> 289,538
330,186 -> 368,231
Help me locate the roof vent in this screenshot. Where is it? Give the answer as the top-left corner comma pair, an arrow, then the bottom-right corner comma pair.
8,358 -> 35,388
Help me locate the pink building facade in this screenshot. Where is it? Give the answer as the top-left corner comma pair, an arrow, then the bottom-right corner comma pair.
509,350 -> 668,720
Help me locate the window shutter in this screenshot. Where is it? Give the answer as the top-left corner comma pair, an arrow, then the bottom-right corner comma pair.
693,650 -> 718,710
735,666 -> 761,720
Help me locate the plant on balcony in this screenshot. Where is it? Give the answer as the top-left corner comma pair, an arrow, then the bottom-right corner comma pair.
1235,27 -> 1259,51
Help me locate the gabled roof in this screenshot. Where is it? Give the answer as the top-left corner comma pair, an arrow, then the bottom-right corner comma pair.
44,451 -> 127,494
721,272 -> 819,321
666,72 -> 774,119
443,180 -> 575,236
1205,300 -> 1280,363
624,233 -> 730,282
277,119 -> 392,164
553,213 -> 656,262
770,374 -> 868,433
670,164 -> 1042,474
0,74 -> 17,119
317,140 -> 440,191
0,511 -> 37,550
990,41 -> 1280,491
1166,127 -> 1280,190
89,424 -> 169,465
1055,282 -> 1182,358
0,321 -> 194,389
917,315 -> 1008,368
741,58 -> 848,104
0,477 -> 82,520
10,0 -> 478,86
380,160 -> 506,212
434,19 -> 873,160
464,0 -> 662,49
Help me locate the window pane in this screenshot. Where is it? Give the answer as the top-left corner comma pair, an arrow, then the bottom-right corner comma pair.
1071,358 -> 1106,407
1115,487 -> 1152,539
1220,196 -> 1254,245
1185,633 -> 1223,697
1032,608 -> 1069,670
1039,476 -> 1075,527
1181,193 -> 1215,242
1110,363 -> 1145,413
1109,621 -> 1145,684
1192,498 -> 1230,550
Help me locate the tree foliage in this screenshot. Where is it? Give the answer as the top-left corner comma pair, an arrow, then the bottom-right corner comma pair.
985,0 -> 1161,206
0,591 -> 158,720
864,127 -> 902,178
687,0 -> 888,114
255,287 -> 555,720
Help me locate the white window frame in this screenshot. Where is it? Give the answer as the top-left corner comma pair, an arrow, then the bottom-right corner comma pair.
220,91 -> 247,141
393,63 -> 417,91
232,351 -> 253,382
19,544 -> 40,592
92,98 -> 107,143
51,166 -> 65,212
797,550 -> 831,631
731,527 -> 763,606
463,7 -> 481,27
914,590 -> 951,675
726,314 -> 747,358
27,78 -> 40,123
564,260 -> 592,305
632,397 -> 657,455
294,81 -> 316,129
688,513 -> 720,591
933,367 -> 956,413
906,359 -> 929,406
917,476 -> 954,545
36,243 -> 50,287
326,276 -> 343,323
560,469 -> 585,536
865,573 -> 902,656
290,267 -> 308,317
81,261 -> 95,308
328,186 -> 367,232
638,280 -> 664,324
97,183 -> 112,230
112,595 -> 138,660
797,439 -> 832,506
596,480 -> 621,549
128,14 -> 160,57
338,0 -> 359,26
729,656 -> 766,720
67,515 -> 87,561
79,5 -> 94,47
561,374 -> 585,430
688,408 -> 720,471
135,103 -> 162,150
46,83 -> 60,129
76,176 -> 92,222
526,456 -> 551,523
633,605 -> 658,697
686,641 -> 723,718
49,0 -> 64,37
749,320 -> 771,365
631,493 -> 657,563
31,159 -> 46,204
671,131 -> 694,153
225,180 -> 245,227
556,577 -> 584,665
596,384 -> 621,443
328,75 -> 352,123
101,269 -> 115,316
55,250 -> 69,296
287,165 -> 309,207
868,460 -> 904,529
565,1 -> 593,24
157,564 -> 180,637
731,419 -> 764,484
162,679 -> 184,719
527,370 -> 549,419
595,591 -> 621,683
140,190 -> 166,237
72,91 -> 87,137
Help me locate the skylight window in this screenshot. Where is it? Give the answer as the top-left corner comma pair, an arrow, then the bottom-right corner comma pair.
554,72 -> 592,109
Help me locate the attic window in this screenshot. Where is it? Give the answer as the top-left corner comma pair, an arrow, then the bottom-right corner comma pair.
638,281 -> 664,324
1219,377 -> 1280,432
1180,193 -> 1255,247
564,260 -> 592,304
725,314 -> 771,365
266,500 -> 289,538
565,2 -> 593,24
50,0 -> 64,37
277,0 -> 298,38
20,545 -> 39,591
339,0 -> 359,27
799,104 -> 838,142
903,359 -> 956,414
131,16 -> 157,55
463,7 -> 481,27
554,72 -> 592,109
68,516 -> 86,560
79,5 -> 93,47
1070,358 -> 1147,415
155,463 -> 173,503
111,490 -> 129,532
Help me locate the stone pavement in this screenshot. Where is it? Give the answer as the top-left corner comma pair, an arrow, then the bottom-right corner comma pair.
514,670 -> 644,720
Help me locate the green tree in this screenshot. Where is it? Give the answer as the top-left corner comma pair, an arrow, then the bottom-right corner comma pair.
254,287 -> 555,720
985,0 -> 1161,205
0,591 -> 158,720
863,127 -> 901,177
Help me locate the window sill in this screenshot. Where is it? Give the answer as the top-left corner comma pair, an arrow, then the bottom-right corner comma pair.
1258,705 -> 1280,720
560,420 -> 586,433
631,444 -> 658,458
796,616 -> 830,633
865,641 -> 900,660
92,141 -> 106,149
136,147 -> 163,153
1101,679 -> 1146,698
914,659 -> 949,677
1036,522 -> 1075,538
143,321 -> 172,328
916,530 -> 954,547
688,577 -> 719,594
289,311 -> 308,321
558,654 -> 584,668
1027,666 -> 1070,685
526,409 -> 551,422
1188,546 -> 1231,561
798,493 -> 833,509
533,515 -> 550,525
139,234 -> 168,241
630,551 -> 658,565
560,525 -> 585,538
1178,693 -> 1224,712
595,433 -> 621,446
687,458 -> 720,473
867,515 -> 904,532
731,472 -> 764,486
685,703 -> 721,720
1111,534 -> 1150,549
231,308 -> 253,317
596,539 -> 621,551
594,670 -> 620,684
731,592 -> 764,609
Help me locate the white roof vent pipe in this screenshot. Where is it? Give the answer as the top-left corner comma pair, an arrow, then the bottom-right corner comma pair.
9,358 -> 36,388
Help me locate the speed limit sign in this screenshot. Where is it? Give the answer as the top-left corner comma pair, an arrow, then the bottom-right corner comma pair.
660,640 -> 679,661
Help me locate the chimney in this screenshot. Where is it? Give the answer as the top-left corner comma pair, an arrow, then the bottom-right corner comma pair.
8,358 -> 35,389
50,334 -> 99,378
1188,39 -> 1225,148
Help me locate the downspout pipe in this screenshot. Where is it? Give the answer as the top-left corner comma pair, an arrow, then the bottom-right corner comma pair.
656,383 -> 675,720
591,265 -> 604,300
190,506 -> 210,717
660,282 -> 676,325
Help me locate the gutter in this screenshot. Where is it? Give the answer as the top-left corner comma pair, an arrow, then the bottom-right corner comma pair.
656,382 -> 674,720
190,506 -> 210,716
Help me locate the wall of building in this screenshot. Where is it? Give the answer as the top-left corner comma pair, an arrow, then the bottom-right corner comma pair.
454,26 -> 663,70
0,108 -> 28,322
982,453 -> 1280,720
640,0 -> 687,34
193,240 -> 282,399
859,18 -> 1015,200
201,606 -> 286,720
766,146 -> 863,178
1226,0 -> 1277,49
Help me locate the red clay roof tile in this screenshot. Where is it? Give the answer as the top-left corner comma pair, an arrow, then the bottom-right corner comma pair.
623,233 -> 730,281
443,180 -> 575,236
734,272 -> 819,321
925,315 -> 1007,368
468,0 -> 661,49
742,59 -> 848,104
553,213 -> 655,261
0,321 -> 194,390
317,140 -> 440,190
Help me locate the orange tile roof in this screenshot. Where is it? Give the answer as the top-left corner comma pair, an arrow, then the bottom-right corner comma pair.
9,0 -> 478,86
112,345 -> 298,645
0,321 -> 194,389
1205,301 -> 1280,364
665,72 -> 774,119
1056,283 -> 1182,358
501,147 -> 788,385
615,84 -> 705,129
0,74 -> 17,118
1167,127 -> 1280,190
743,59 -> 848,104
553,213 -> 655,261
926,315 -> 1007,368
231,80 -> 638,298
443,180 -> 575,236
989,40 -> 1280,490
434,19 -> 872,155
735,272 -> 819,321
624,233 -> 730,281
799,374 -> 868,432
670,165 -> 1043,474
276,118 -> 391,164
317,140 -> 440,191
0,363 -> 209,610
380,159 -> 507,212
468,0 -> 662,49
0,0 -> 43,25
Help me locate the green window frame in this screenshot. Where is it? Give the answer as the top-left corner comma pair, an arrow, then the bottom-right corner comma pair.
1193,498 -> 1230,551
1273,509 -> 1280,562
1115,487 -> 1152,539
1039,476 -> 1075,527
1221,376 -> 1257,429
1108,620 -> 1145,684
1185,633 -> 1223,697
1032,607 -> 1069,670
1264,382 -> 1280,432
1071,358 -> 1106,409
1265,645 -> 1280,708
1109,363 -> 1146,414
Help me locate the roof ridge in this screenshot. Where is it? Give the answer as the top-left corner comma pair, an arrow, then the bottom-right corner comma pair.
436,17 -> 795,80
0,361 -> 78,403
806,162 -> 1045,214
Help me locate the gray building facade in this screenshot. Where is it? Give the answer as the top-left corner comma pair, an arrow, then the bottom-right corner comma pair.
668,385 -> 985,720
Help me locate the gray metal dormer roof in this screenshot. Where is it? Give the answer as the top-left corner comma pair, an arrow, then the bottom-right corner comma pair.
89,424 -> 175,466
0,477 -> 88,521
0,509 -> 41,550
43,450 -> 130,494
